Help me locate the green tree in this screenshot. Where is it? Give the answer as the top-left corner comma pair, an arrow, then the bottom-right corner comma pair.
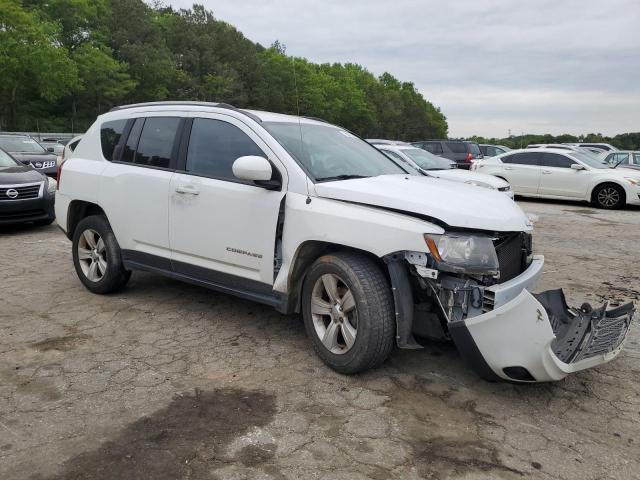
0,0 -> 77,129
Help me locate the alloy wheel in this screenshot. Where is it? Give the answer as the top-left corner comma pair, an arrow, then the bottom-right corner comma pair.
597,187 -> 620,208
311,273 -> 358,354
77,229 -> 107,282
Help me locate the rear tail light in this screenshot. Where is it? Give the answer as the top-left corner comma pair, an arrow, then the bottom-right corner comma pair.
57,160 -> 65,186
466,153 -> 474,162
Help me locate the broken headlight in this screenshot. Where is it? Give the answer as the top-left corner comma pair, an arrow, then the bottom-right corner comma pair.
424,233 -> 499,275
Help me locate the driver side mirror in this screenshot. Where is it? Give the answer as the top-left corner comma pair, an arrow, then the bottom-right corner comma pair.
571,164 -> 585,171
232,156 -> 281,190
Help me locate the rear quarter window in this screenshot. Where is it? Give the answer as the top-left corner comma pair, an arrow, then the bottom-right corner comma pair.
100,119 -> 128,161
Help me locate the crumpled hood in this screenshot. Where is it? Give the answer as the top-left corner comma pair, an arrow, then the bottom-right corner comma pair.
314,174 -> 531,232
428,169 -> 509,188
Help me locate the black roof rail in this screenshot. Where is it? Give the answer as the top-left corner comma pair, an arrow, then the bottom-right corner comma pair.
108,101 -> 262,123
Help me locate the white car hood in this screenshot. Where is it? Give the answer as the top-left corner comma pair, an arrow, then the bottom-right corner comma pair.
314,175 -> 531,232
427,169 -> 509,188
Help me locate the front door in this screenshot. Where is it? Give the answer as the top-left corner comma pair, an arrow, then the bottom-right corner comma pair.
169,114 -> 287,288
537,152 -> 590,198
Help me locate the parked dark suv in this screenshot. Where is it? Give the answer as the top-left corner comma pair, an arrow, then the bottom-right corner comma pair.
412,140 -> 483,169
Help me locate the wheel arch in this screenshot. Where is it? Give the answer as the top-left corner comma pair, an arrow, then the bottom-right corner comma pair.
65,200 -> 107,240
589,180 -> 627,205
280,240 -> 386,315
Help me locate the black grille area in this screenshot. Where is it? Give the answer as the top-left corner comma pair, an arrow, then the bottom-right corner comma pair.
0,209 -> 46,220
494,233 -> 531,283
0,183 -> 41,200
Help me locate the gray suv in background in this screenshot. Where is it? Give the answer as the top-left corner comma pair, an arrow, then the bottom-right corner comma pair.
411,140 -> 483,169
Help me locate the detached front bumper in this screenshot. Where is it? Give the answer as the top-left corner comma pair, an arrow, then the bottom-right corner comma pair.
449,256 -> 635,382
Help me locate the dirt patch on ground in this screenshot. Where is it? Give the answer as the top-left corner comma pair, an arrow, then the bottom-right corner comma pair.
34,388 -> 277,480
31,334 -> 91,352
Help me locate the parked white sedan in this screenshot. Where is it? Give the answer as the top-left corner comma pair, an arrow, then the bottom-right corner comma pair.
376,144 -> 514,198
472,148 -> 640,209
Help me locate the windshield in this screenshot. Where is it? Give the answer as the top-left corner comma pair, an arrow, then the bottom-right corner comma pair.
0,136 -> 46,153
263,122 -> 406,181
402,148 -> 453,170
0,149 -> 18,167
569,151 -> 610,169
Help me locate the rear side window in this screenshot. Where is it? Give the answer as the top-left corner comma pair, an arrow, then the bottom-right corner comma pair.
541,153 -> 574,168
502,152 -> 541,166
446,142 -> 467,154
423,142 -> 443,154
468,143 -> 481,156
134,117 -> 181,169
186,118 -> 265,181
100,119 -> 127,161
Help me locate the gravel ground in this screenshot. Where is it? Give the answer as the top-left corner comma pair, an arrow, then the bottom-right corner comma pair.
1,199 -> 639,480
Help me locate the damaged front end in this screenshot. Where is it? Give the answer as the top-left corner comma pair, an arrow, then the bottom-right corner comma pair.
385,232 -> 635,382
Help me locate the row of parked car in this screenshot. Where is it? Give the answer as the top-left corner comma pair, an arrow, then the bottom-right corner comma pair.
367,138 -> 640,210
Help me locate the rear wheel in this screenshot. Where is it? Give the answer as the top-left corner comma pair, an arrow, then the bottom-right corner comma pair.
593,183 -> 625,209
72,215 -> 131,294
302,252 -> 395,374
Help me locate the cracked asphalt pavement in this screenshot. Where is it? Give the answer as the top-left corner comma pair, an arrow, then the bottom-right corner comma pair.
1,199 -> 639,480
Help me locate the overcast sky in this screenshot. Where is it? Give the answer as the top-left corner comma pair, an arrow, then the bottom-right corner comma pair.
167,0 -> 639,138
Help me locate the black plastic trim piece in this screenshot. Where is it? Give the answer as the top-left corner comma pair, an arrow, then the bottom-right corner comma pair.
121,250 -> 284,309
448,320 -> 503,382
384,255 -> 422,349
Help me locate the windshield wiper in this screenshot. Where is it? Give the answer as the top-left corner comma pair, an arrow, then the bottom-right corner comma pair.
315,174 -> 370,182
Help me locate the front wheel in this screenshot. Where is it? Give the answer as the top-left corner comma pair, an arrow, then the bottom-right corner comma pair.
302,252 -> 395,374
72,215 -> 131,294
593,183 -> 625,209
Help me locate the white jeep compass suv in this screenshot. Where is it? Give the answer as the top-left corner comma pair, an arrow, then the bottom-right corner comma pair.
56,102 -> 635,382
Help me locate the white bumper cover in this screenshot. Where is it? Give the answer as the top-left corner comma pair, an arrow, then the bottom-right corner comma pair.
456,256 -> 634,382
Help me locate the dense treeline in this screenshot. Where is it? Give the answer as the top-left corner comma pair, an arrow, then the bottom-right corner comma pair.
468,132 -> 640,151
0,0 -> 448,139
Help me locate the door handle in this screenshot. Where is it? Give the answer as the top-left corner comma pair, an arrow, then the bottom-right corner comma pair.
175,185 -> 200,195
504,166 -> 513,170
541,170 -> 552,174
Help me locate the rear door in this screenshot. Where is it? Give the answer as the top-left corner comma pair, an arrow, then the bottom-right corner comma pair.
537,153 -> 589,197
99,115 -> 183,263
499,152 -> 542,194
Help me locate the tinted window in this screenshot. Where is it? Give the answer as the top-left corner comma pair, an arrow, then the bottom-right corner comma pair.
121,118 -> 144,163
134,117 -> 180,169
423,142 -> 443,154
446,142 -> 467,154
541,153 -> 574,168
100,119 -> 127,161
632,153 -> 640,165
502,152 -> 540,166
187,118 -> 265,181
479,145 -> 488,155
69,138 -> 81,151
468,143 -> 481,156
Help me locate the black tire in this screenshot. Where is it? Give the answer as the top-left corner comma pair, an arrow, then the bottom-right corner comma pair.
72,215 -> 131,294
301,252 -> 395,374
592,183 -> 625,209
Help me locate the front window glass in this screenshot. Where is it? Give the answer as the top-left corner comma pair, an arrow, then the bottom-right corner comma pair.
403,148 -> 452,170
187,118 -> 266,181
568,151 -> 609,169
0,136 -> 46,153
0,149 -> 18,167
263,122 -> 405,181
